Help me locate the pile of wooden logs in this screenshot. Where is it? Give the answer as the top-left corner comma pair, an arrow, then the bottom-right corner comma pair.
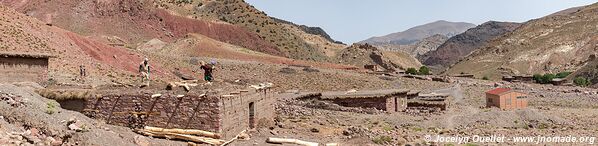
136,126 -> 225,145
266,137 -> 318,146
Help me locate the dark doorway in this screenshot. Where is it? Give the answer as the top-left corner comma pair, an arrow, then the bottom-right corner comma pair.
248,102 -> 255,129
394,97 -> 398,112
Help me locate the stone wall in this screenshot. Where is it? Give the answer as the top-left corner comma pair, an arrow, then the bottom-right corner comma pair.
326,94 -> 409,113
219,89 -> 276,139
57,89 -> 276,140
328,98 -> 388,111
0,56 -> 48,83
81,92 -> 222,133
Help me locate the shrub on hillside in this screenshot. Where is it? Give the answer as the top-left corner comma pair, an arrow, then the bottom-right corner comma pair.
574,77 -> 591,87
533,73 -> 555,84
406,68 -> 418,75
556,71 -> 572,78
418,66 -> 430,75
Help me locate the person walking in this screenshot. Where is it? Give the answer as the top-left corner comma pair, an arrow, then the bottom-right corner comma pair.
200,60 -> 216,84
139,58 -> 151,86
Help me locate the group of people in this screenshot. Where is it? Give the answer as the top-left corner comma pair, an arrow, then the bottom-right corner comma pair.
138,58 -> 216,85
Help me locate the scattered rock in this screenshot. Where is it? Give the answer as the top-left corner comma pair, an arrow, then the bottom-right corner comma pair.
279,67 -> 297,74
303,67 -> 320,72
310,128 -> 320,133
134,135 -> 150,146
68,123 -> 82,132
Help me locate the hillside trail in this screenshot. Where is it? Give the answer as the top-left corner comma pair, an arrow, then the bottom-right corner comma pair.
432,84 -> 480,129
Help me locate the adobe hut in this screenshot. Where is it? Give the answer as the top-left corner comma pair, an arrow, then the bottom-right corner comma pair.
364,64 -> 380,71
320,89 -> 412,112
486,88 -> 528,110
408,93 -> 452,111
0,52 -> 52,83
551,78 -> 567,85
513,75 -> 534,83
450,73 -> 475,78
43,87 -> 276,140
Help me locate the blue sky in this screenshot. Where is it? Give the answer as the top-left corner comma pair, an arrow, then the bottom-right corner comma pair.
246,0 -> 597,43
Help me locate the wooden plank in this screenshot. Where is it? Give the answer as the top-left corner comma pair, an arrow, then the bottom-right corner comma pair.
137,130 -> 224,145
185,94 -> 206,129
145,94 -> 163,123
166,95 -> 185,128
144,126 -> 221,139
106,95 -> 121,124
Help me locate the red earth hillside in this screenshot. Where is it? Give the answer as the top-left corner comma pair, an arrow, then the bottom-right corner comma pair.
0,0 -> 284,57
0,5 -> 172,83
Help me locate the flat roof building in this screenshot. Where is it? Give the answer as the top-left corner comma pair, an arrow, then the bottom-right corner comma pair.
0,52 -> 53,83
486,88 -> 528,110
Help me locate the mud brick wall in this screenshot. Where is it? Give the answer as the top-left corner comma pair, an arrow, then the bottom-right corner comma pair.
395,97 -> 408,112
63,89 -> 276,139
0,57 -> 48,83
81,93 -> 222,133
385,97 -> 396,112
219,89 -> 276,139
328,98 -> 388,111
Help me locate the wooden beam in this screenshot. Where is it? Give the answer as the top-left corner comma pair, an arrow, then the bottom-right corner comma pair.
144,126 -> 221,139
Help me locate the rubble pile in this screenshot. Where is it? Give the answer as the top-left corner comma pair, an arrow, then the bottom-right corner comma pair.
0,128 -> 62,146
0,92 -> 25,107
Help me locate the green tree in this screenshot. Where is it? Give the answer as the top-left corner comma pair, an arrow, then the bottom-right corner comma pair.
533,73 -> 557,84
534,74 -> 543,83
406,68 -> 418,75
542,74 -> 556,84
418,66 -> 430,75
574,77 -> 591,87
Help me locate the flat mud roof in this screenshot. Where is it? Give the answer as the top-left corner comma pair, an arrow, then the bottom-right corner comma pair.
320,89 -> 410,99
0,51 -> 55,58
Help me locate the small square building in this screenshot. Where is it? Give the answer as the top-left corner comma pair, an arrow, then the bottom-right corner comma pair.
52,88 -> 275,140
486,88 -> 528,110
0,52 -> 52,83
320,89 -> 413,112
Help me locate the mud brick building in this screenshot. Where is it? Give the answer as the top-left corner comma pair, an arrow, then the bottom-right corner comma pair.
58,88 -> 275,139
319,89 -> 414,112
486,88 -> 528,110
408,93 -> 452,111
0,52 -> 52,83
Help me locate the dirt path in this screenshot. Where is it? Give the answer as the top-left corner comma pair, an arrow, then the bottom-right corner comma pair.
430,84 -> 480,129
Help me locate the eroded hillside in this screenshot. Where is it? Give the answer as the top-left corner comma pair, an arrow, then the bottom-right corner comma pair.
0,5 -> 172,84
446,3 -> 598,79
335,44 -> 421,71
188,0 -> 346,61
422,21 -> 521,72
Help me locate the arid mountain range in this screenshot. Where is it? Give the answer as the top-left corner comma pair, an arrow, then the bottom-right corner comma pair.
446,2 -> 598,82
421,21 -> 522,71
1,0 -> 597,86
2,0 -> 347,61
359,20 -> 475,62
361,20 -> 475,45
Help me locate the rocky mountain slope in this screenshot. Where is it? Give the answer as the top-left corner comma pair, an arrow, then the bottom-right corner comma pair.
374,34 -> 448,59
2,0 -> 346,61
569,55 -> 598,87
335,44 -> 421,71
360,20 -> 475,45
273,17 -> 344,44
0,4 -> 172,84
445,3 -> 598,79
421,21 -> 522,71
1,0 -> 285,56
189,0 -> 346,61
